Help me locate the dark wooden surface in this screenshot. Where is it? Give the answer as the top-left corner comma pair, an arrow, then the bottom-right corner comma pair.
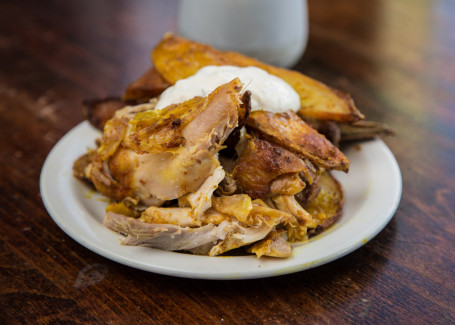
1,0 -> 454,323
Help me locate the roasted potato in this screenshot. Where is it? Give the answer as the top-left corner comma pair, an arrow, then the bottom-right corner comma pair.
306,171 -> 344,236
123,67 -> 170,102
152,33 -> 364,123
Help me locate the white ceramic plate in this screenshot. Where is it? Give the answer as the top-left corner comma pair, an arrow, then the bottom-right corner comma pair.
40,121 -> 402,280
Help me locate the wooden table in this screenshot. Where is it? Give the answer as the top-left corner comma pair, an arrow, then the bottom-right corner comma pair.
1,0 -> 454,323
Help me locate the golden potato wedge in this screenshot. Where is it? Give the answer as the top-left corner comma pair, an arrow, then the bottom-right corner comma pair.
306,171 -> 344,236
123,67 -> 170,101
152,33 -> 364,123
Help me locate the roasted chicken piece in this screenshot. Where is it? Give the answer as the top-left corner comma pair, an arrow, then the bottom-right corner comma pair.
269,173 -> 306,197
246,110 -> 350,172
219,90 -> 252,158
177,165 -> 226,220
88,79 -> 243,205
272,195 -> 314,225
104,196 -> 297,257
139,206 -> 196,227
201,209 -> 234,226
272,195 -> 316,242
232,137 -> 313,199
104,212 -> 224,251
208,220 -> 275,257
211,194 -> 253,225
208,201 -> 295,257
248,230 -> 292,258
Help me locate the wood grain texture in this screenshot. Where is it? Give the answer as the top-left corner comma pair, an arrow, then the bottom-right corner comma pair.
1,0 -> 454,323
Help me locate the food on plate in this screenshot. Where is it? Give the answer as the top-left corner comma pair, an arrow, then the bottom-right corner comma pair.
74,33 -> 388,258
86,34 -> 391,141
152,33 -> 363,123
123,67 -> 170,102
245,110 -> 350,171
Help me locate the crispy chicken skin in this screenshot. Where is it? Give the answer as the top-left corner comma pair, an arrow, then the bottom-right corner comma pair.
246,110 -> 350,172
248,230 -> 292,258
211,194 -> 253,225
177,165 -> 226,221
269,173 -> 306,197
89,79 -> 243,204
233,137 -> 310,199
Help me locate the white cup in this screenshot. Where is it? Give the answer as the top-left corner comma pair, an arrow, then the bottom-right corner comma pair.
177,0 -> 308,68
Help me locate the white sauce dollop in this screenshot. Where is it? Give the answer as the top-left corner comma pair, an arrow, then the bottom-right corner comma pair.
155,65 -> 300,113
